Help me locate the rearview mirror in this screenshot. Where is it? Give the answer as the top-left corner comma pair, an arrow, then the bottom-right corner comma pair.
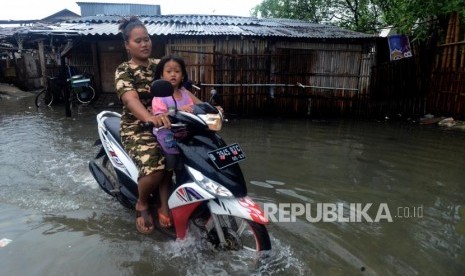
150,79 -> 174,98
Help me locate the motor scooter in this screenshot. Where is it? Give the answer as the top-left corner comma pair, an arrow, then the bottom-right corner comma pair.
88,80 -> 271,251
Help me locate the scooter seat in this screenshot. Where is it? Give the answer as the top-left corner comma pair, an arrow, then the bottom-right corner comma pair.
104,116 -> 122,146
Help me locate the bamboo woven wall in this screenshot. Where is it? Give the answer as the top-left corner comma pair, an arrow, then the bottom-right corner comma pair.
166,37 -> 375,116
429,12 -> 465,115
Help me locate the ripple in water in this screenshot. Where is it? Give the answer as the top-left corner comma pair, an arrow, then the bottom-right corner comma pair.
250,179 -> 287,188
250,180 -> 274,188
265,180 -> 285,186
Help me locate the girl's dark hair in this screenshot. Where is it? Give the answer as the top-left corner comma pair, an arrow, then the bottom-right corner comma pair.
154,55 -> 189,87
118,16 -> 146,41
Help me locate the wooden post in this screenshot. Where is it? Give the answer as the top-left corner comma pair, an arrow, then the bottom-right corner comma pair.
461,35 -> 465,68
461,15 -> 465,68
452,12 -> 460,69
38,39 -> 46,87
91,41 -> 101,94
61,56 -> 71,117
442,13 -> 454,69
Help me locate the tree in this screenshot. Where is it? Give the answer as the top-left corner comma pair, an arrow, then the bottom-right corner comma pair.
251,0 -> 464,40
251,0 -> 385,33
380,0 -> 464,40
251,0 -> 329,23
326,0 -> 384,33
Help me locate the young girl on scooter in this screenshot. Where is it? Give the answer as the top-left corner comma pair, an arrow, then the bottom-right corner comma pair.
152,55 -> 202,116
151,55 -> 202,172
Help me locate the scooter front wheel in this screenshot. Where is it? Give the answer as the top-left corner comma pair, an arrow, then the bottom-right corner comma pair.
210,215 -> 271,252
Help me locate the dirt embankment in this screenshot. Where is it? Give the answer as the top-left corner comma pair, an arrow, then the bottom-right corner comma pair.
0,83 -> 37,99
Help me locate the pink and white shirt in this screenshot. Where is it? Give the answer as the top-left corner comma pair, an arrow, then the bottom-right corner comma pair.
152,87 -> 194,115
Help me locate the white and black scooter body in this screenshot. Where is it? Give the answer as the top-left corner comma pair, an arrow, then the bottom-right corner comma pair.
89,80 -> 271,251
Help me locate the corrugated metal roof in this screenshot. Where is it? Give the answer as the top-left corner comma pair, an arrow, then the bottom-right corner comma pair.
1,15 -> 375,40
76,15 -> 374,39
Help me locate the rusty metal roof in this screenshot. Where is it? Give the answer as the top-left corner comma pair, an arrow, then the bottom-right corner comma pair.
1,15 -> 375,40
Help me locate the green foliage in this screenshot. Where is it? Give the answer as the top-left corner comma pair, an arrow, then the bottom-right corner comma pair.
326,0 -> 384,33
381,0 -> 465,40
251,0 -> 329,23
250,0 -> 464,40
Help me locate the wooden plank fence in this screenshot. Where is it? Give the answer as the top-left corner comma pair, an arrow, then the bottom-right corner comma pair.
428,12 -> 465,116
369,11 -> 465,118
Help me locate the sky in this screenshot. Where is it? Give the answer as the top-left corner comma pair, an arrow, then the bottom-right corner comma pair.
0,0 -> 263,20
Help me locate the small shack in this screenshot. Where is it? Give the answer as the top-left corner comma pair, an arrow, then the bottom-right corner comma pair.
1,14 -> 376,116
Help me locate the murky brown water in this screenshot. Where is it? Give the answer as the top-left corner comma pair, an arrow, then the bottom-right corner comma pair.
1,92 -> 465,275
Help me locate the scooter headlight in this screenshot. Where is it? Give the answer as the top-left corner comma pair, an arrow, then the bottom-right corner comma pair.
186,166 -> 233,197
198,113 -> 222,131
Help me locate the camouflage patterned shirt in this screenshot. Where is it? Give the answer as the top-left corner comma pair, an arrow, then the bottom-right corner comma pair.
115,58 -> 159,124
114,58 -> 166,176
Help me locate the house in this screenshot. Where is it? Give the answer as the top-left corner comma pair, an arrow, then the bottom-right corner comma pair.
41,9 -> 81,24
76,2 -> 161,17
0,8 -> 80,88
1,13 -> 376,116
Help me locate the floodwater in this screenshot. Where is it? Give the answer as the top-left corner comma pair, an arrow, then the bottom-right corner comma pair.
1,92 -> 465,275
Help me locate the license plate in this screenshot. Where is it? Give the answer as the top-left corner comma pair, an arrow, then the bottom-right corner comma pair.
208,143 -> 246,169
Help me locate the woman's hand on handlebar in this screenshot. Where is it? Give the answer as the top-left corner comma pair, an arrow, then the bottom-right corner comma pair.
148,113 -> 171,128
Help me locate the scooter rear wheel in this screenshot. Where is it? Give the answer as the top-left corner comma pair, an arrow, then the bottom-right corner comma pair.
102,156 -> 134,210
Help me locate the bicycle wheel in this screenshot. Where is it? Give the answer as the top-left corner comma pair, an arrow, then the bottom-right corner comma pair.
76,86 -> 95,104
35,89 -> 54,107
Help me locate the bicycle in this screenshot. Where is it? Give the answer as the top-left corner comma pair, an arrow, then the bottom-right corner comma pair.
35,67 -> 96,108
35,76 -> 61,107
68,74 -> 95,104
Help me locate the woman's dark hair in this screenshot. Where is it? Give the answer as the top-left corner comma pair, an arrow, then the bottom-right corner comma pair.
154,55 -> 189,87
118,16 -> 146,42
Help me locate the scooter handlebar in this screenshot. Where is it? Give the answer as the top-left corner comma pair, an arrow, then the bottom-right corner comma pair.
141,121 -> 186,130
153,123 -> 186,132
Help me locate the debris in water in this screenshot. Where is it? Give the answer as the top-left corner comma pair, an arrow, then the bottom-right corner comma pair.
0,238 -> 12,248
438,117 -> 456,127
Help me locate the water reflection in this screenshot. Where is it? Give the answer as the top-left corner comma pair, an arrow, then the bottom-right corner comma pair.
1,95 -> 465,275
